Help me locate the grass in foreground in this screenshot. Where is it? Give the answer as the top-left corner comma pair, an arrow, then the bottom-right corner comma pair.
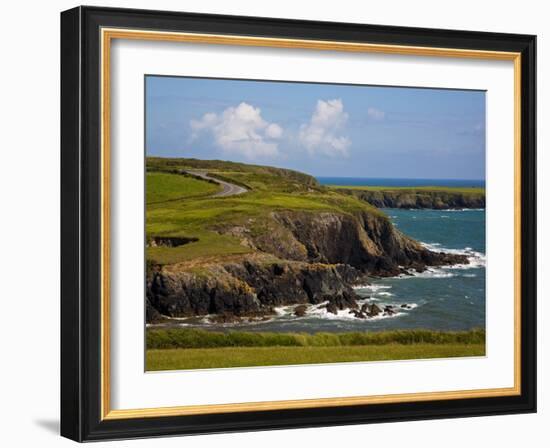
147,328 -> 486,349
146,328 -> 485,370
146,344 -> 486,370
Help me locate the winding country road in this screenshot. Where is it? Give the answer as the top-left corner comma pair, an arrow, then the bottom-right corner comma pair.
186,170 -> 248,198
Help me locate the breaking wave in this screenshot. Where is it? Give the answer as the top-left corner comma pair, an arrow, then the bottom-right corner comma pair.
272,296 -> 417,323
421,242 -> 486,270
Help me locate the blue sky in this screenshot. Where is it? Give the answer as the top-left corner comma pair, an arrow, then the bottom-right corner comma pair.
146,76 -> 485,179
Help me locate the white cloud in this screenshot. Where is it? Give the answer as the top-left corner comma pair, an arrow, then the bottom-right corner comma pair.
265,123 -> 283,139
190,102 -> 283,159
299,99 -> 351,157
367,107 -> 385,120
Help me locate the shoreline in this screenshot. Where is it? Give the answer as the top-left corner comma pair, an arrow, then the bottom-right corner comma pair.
332,187 -> 486,210
148,238 -> 485,329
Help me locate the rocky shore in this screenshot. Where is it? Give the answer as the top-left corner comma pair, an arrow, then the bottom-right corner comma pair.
337,189 -> 485,209
147,209 -> 468,323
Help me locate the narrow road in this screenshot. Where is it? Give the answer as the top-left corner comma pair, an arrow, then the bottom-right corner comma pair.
186,170 -> 248,198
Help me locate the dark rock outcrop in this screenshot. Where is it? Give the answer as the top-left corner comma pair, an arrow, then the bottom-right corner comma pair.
146,297 -> 164,323
147,236 -> 198,248
146,257 -> 366,320
367,303 -> 382,317
294,305 -> 308,317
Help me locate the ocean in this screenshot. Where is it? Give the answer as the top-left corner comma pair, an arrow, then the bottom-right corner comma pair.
181,207 -> 486,334
317,177 -> 485,188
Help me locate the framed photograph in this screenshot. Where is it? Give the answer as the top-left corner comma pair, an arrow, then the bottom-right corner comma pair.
60,6 -> 536,441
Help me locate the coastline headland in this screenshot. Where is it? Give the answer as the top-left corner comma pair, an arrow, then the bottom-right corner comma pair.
330,186 -> 485,210
146,158 -> 471,324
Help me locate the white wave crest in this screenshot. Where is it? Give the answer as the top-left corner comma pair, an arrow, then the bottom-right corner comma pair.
434,208 -> 485,212
354,284 -> 392,292
421,242 -> 486,269
272,300 -> 416,322
399,267 -> 456,279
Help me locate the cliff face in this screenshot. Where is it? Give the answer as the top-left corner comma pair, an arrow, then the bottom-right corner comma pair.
254,211 -> 464,274
339,189 -> 485,209
147,257 -> 362,321
146,210 -> 467,322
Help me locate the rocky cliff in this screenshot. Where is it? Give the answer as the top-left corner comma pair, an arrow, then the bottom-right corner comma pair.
147,256 -> 362,321
338,189 -> 485,209
146,210 -> 467,322
246,210 -> 464,274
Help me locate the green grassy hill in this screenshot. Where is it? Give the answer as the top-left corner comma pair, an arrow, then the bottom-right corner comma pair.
146,171 -> 221,204
146,157 -> 385,266
147,156 -> 320,191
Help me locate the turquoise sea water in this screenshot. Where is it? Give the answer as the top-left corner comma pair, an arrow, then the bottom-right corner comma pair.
184,207 -> 486,334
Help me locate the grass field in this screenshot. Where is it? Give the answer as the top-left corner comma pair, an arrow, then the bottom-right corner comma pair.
146,172 -> 221,204
147,328 -> 486,349
147,344 -> 485,370
146,328 -> 485,370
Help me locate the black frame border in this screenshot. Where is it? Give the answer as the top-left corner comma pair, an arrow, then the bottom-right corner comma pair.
61,6 -> 536,442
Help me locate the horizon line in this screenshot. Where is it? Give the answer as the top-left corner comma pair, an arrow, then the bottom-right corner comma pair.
314,175 -> 485,181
